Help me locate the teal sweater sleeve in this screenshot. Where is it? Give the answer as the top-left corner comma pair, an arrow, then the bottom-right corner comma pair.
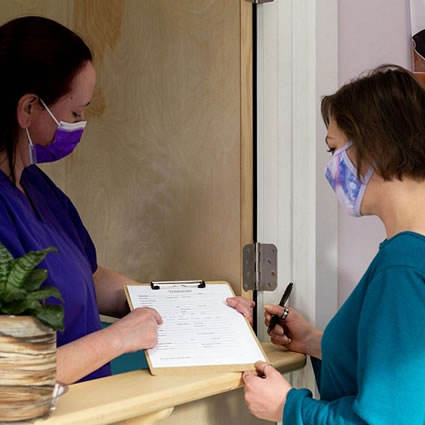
283,266 -> 425,425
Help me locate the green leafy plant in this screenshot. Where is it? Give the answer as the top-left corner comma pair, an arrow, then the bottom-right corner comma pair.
0,242 -> 64,331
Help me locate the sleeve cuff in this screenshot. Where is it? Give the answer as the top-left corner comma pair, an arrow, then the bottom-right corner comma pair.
283,388 -> 313,425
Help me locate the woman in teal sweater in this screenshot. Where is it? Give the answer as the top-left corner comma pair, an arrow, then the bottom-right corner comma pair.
243,65 -> 425,424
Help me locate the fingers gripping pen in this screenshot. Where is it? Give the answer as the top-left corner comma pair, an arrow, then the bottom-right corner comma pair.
267,282 -> 293,333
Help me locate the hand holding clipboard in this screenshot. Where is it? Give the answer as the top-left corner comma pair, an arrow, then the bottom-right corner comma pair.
125,281 -> 268,375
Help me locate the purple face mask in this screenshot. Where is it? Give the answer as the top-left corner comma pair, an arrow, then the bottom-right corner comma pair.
325,141 -> 374,217
27,98 -> 87,164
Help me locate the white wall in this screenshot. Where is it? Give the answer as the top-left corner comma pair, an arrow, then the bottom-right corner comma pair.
256,0 -> 339,396
337,0 -> 411,306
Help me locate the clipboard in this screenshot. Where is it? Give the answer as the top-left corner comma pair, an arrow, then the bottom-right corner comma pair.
124,280 -> 268,375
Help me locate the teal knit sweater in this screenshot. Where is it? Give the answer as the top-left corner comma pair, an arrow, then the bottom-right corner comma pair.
284,232 -> 425,424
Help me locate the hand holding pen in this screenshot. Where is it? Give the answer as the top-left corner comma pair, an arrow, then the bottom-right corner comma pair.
267,282 -> 293,334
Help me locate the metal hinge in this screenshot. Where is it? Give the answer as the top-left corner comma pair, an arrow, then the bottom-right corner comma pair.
246,0 -> 274,3
243,243 -> 277,291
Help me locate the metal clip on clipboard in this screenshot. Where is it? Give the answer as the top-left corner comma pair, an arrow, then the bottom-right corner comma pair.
150,280 -> 206,290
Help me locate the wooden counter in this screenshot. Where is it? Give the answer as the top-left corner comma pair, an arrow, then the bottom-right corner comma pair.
35,343 -> 305,425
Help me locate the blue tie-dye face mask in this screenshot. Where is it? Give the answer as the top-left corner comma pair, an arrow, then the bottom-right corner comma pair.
325,141 -> 374,217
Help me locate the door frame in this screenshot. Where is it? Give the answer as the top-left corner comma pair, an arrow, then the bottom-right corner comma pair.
255,0 -> 339,390
241,0 -> 254,297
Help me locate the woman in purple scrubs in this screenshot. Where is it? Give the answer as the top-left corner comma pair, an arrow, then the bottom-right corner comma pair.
0,16 -> 163,384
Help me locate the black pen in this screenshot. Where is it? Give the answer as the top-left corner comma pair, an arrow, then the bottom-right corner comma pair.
267,282 -> 293,333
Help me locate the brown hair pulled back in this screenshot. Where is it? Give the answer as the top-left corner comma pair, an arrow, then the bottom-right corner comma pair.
0,16 -> 92,183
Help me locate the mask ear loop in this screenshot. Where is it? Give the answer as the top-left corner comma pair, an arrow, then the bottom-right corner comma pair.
39,98 -> 60,126
25,128 -> 37,164
360,165 -> 375,185
353,165 -> 375,217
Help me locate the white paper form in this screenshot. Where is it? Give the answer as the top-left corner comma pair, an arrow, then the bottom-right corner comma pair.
126,283 -> 266,368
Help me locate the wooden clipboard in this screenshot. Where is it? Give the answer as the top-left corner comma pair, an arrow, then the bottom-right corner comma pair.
124,280 -> 268,375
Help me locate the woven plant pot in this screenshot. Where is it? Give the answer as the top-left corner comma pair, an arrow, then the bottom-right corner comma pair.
0,316 -> 56,421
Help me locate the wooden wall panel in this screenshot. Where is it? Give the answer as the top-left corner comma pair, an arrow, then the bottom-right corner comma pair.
0,0 -> 250,294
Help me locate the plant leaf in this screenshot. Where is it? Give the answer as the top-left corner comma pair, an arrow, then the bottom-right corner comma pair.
1,298 -> 41,315
2,266 -> 26,302
29,287 -> 63,303
0,243 -> 13,296
24,269 -> 49,291
0,245 -> 64,331
5,247 -> 57,302
32,304 -> 64,331
1,287 -> 63,315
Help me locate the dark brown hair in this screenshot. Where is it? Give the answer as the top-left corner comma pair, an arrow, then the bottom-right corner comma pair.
321,64 -> 425,181
0,16 -> 92,183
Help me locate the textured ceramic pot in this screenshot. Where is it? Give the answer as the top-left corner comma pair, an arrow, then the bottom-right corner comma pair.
0,316 -> 56,421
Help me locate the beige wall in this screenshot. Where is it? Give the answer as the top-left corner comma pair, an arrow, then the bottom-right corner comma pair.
0,0 -> 251,296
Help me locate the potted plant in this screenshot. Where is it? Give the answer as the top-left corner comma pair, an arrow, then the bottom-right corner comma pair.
0,242 -> 64,422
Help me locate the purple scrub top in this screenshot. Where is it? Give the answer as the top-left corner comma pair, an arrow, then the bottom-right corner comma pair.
0,165 -> 111,381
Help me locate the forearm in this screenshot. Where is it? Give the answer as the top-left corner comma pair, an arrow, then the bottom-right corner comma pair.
56,326 -> 121,384
305,328 -> 323,359
94,266 -> 135,317
57,306 -> 162,384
